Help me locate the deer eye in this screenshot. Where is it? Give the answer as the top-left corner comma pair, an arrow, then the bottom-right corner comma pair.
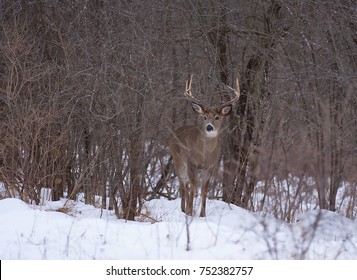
203,116 -> 207,120
215,115 -> 220,120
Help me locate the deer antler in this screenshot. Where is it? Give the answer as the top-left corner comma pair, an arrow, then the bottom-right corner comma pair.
184,75 -> 240,108
184,74 -> 195,100
221,78 -> 240,108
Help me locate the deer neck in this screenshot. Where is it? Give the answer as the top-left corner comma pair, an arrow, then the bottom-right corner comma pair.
199,127 -> 220,151
190,129 -> 219,169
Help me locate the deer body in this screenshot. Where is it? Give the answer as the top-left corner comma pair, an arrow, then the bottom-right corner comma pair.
169,77 -> 240,217
169,124 -> 221,217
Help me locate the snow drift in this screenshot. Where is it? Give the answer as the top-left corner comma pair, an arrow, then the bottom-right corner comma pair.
0,197 -> 356,259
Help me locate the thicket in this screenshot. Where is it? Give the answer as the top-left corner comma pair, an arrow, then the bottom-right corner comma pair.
0,0 -> 356,220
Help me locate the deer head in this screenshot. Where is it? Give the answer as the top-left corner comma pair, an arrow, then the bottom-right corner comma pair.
184,76 -> 240,138
169,75 -> 240,217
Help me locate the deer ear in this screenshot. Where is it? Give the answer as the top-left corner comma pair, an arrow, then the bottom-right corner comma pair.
220,105 -> 232,116
191,102 -> 204,114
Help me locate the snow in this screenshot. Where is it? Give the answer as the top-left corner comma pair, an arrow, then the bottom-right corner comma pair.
0,197 -> 356,259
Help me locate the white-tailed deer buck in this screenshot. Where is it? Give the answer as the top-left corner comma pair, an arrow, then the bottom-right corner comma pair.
169,76 -> 240,217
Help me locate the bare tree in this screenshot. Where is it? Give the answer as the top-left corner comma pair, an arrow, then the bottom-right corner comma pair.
0,0 -> 356,221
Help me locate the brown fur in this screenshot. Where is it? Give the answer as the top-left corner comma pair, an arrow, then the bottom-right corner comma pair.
169,104 -> 231,217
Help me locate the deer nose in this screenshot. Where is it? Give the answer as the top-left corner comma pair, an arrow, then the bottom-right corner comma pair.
206,124 -> 214,132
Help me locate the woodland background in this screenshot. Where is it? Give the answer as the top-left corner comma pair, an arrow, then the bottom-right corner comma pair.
0,0 -> 356,221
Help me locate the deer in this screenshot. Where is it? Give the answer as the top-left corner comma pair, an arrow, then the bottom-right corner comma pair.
169,76 -> 240,217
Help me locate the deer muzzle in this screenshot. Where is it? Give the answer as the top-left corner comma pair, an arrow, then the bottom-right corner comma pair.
205,124 -> 217,138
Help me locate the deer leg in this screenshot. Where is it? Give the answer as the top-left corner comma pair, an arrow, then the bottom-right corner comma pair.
187,164 -> 196,216
185,182 -> 191,214
178,180 -> 186,213
200,169 -> 213,217
177,164 -> 189,214
200,183 -> 207,217
187,181 -> 195,216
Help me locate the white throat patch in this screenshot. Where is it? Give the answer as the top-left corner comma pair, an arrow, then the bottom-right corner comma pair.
206,130 -> 218,138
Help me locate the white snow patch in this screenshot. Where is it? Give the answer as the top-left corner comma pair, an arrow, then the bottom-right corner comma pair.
0,197 -> 356,259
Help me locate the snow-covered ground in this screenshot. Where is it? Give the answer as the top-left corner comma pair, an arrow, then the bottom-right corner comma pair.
0,197 -> 356,259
